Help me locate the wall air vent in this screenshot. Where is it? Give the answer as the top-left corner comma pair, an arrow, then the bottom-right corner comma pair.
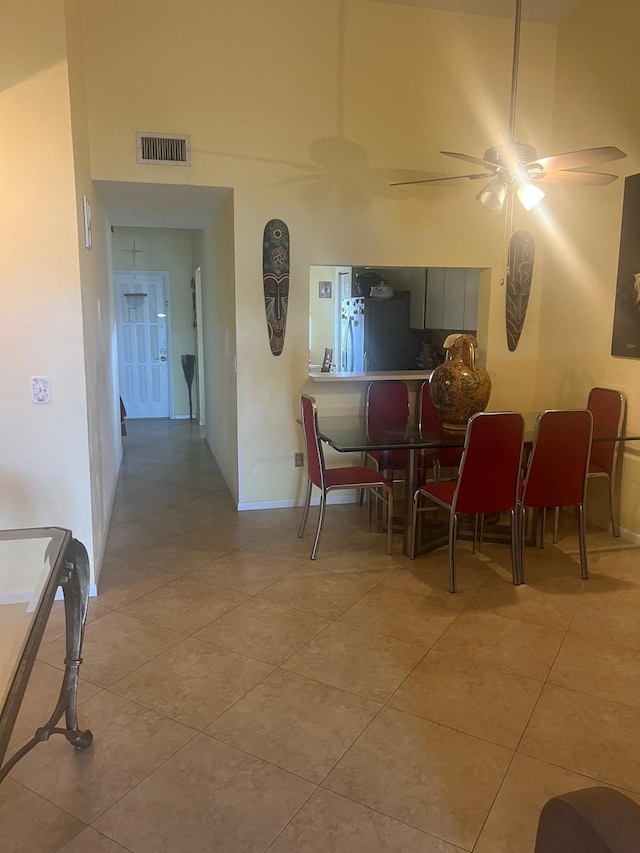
136,132 -> 191,166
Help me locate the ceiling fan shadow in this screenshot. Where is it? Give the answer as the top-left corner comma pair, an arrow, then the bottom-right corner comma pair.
273,135 -> 445,209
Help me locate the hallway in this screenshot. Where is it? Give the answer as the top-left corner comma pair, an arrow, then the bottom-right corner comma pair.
3,419 -> 640,852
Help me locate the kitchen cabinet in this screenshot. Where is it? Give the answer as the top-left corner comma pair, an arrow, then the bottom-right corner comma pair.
410,267 -> 480,331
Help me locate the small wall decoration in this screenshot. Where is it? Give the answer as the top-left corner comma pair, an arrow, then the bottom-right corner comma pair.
505,229 -> 535,352
82,196 -> 92,249
263,219 -> 290,356
319,280 -> 332,299
612,173 -> 640,358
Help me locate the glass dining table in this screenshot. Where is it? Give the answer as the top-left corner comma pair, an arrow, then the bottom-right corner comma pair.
0,528 -> 93,784
316,412 -> 640,555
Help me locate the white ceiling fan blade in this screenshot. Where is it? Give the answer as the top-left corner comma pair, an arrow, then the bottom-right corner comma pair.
390,172 -> 491,187
440,151 -> 500,171
537,170 -> 619,186
530,146 -> 626,172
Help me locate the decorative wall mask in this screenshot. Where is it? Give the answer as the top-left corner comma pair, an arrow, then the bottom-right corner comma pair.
263,219 -> 290,356
506,229 -> 535,352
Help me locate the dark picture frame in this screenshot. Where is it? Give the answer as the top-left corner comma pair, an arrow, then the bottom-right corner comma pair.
318,280 -> 332,299
321,347 -> 333,372
612,173 -> 640,358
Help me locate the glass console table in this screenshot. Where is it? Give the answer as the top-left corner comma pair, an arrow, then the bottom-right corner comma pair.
0,527 -> 93,783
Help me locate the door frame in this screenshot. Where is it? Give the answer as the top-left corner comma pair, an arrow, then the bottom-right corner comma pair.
194,267 -> 206,426
113,269 -> 174,419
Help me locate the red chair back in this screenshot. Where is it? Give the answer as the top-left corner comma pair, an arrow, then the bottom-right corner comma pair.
417,380 -> 463,470
453,412 -> 525,515
300,395 -> 325,489
365,380 -> 409,441
522,409 -> 593,509
587,387 -> 625,475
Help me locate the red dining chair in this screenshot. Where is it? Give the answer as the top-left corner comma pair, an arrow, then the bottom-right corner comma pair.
298,394 -> 394,559
417,380 -> 464,484
520,409 -> 593,583
410,411 -> 525,592
587,387 -> 626,537
359,380 -> 410,507
364,379 -> 410,476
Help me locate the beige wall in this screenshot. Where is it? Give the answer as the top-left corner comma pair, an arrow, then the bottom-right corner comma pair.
309,266 -> 337,366
10,0 -> 638,539
65,0 -> 121,580
0,53 -> 95,555
539,0 -> 640,536
0,0 -> 122,586
112,226 -> 196,417
80,0 -> 557,509
192,193 -> 239,502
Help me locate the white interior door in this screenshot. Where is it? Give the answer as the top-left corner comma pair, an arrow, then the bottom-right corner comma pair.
115,271 -> 170,419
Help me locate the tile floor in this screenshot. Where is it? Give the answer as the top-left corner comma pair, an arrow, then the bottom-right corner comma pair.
3,418 -> 640,852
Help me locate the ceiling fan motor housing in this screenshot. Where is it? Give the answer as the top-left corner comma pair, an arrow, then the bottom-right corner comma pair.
484,142 -> 538,169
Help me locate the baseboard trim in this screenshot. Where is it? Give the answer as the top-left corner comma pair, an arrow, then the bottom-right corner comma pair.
237,493 -> 358,512
617,525 -> 640,546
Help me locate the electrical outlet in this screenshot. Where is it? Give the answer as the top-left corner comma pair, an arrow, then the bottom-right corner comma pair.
294,452 -> 304,468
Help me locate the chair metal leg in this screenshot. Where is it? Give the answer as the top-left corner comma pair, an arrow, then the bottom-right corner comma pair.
553,506 -> 560,543
298,478 -> 313,538
471,514 -> 485,554
358,453 -> 367,506
448,513 -> 458,593
386,486 -> 394,555
410,490 -> 420,560
508,508 -> 519,585
608,475 -> 620,537
518,506 -> 526,584
310,491 -> 327,560
577,502 -> 589,579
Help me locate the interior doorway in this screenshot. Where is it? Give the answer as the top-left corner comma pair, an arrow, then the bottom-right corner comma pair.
114,270 -> 172,418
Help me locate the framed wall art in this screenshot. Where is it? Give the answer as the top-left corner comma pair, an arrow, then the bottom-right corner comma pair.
612,173 -> 640,358
319,280 -> 332,299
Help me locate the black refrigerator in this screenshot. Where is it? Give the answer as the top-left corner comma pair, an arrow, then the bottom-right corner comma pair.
341,296 -> 415,372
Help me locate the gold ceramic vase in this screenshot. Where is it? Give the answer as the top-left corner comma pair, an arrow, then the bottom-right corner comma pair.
429,334 -> 491,430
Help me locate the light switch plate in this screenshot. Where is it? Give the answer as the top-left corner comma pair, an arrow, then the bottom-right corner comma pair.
31,376 -> 50,403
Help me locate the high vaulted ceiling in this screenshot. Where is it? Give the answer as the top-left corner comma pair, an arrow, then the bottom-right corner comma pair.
371,0 -> 582,24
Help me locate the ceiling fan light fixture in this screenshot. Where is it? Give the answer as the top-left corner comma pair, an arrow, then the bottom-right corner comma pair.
517,181 -> 545,211
477,178 -> 508,213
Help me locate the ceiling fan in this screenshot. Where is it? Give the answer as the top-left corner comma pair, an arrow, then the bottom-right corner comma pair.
390,0 -> 626,212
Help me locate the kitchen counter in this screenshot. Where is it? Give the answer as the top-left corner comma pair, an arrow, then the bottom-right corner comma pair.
308,370 -> 433,382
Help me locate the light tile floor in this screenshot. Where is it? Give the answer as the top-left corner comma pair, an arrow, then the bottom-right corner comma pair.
3,418 -> 640,852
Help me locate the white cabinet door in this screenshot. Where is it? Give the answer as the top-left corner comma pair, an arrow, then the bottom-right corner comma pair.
443,268 -> 466,329
463,269 -> 480,330
425,268 -> 445,328
417,267 -> 481,331
408,268 -> 427,329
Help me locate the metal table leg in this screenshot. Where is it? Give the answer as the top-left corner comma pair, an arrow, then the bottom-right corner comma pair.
0,538 -> 93,782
